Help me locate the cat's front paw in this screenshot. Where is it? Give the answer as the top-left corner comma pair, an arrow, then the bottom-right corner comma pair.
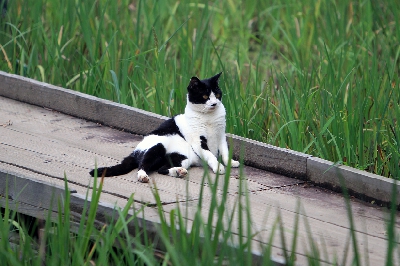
212,164 -> 225,175
137,170 -> 150,183
231,160 -> 240,168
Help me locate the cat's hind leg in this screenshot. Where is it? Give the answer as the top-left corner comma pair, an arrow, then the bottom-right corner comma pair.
137,169 -> 150,183
136,143 -> 167,183
157,153 -> 189,178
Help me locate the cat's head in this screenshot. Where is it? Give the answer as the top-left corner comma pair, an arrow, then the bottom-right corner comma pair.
187,72 -> 223,112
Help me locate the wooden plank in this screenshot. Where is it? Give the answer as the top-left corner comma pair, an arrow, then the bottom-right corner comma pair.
0,96 -> 195,205
0,170 -> 67,214
161,181 -> 399,266
0,196 -> 59,221
2,71 -> 398,208
0,71 -> 308,178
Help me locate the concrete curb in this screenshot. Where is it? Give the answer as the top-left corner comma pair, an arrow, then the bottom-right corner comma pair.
308,157 -> 399,206
228,134 -> 309,179
0,71 -> 166,136
1,71 -> 398,208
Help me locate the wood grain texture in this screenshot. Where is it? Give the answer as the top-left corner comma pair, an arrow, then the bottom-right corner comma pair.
1,95 -> 399,265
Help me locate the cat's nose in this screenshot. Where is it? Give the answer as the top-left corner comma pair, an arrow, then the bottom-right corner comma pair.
211,103 -> 217,106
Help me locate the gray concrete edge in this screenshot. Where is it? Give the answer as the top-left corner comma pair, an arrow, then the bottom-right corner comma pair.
307,157 -> 400,206
0,71 -> 398,208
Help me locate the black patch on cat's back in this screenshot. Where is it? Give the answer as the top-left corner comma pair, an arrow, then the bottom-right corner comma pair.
149,117 -> 184,139
135,143 -> 167,172
200,136 -> 209,150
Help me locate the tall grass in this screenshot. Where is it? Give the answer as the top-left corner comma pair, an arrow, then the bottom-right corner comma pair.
1,166 -> 399,265
0,0 -> 399,178
0,174 -> 158,265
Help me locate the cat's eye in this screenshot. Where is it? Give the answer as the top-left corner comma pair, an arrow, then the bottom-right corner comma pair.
215,94 -> 221,98
203,95 -> 209,99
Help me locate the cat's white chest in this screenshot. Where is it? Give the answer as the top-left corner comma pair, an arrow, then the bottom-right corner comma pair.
175,106 -> 226,157
203,121 -> 223,155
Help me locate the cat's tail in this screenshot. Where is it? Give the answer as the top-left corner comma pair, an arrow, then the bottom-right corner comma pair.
89,155 -> 138,177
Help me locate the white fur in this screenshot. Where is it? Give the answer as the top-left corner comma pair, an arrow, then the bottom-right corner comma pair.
136,134 -> 197,162
135,90 -> 239,182
135,135 -> 198,182
137,169 -> 149,182
175,93 -> 239,173
168,167 -> 188,177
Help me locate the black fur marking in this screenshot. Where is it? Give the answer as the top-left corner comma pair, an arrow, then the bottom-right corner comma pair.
137,143 -> 167,172
200,135 -> 209,150
137,144 -> 188,174
91,143 -> 188,178
202,72 -> 223,100
187,73 -> 223,104
157,153 -> 187,175
149,118 -> 185,139
89,156 -> 138,177
166,152 -> 187,166
157,168 -> 170,175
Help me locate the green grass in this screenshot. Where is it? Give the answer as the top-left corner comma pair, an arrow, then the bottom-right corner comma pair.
0,0 -> 399,178
0,167 -> 281,265
0,175 -> 158,265
1,165 -> 399,265
1,1 -> 399,263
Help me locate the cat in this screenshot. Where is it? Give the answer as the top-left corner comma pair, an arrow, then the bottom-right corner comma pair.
89,72 -> 240,183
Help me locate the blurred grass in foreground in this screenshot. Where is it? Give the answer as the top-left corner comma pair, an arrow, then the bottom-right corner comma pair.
1,166 -> 398,265
0,0 -> 399,178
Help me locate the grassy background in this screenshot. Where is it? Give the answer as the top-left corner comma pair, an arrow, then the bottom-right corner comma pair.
0,0 -> 399,178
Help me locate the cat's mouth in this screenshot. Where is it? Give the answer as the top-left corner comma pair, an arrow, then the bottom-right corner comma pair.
199,106 -> 216,113
207,102 -> 219,109
206,105 -> 218,111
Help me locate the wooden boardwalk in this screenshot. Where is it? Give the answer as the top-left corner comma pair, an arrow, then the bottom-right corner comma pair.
0,95 -> 398,265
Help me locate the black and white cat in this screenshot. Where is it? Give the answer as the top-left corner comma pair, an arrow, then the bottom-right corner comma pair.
89,72 -> 240,182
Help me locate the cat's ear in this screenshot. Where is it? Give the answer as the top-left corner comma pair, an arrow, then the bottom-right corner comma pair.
211,72 -> 222,83
188,77 -> 201,91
